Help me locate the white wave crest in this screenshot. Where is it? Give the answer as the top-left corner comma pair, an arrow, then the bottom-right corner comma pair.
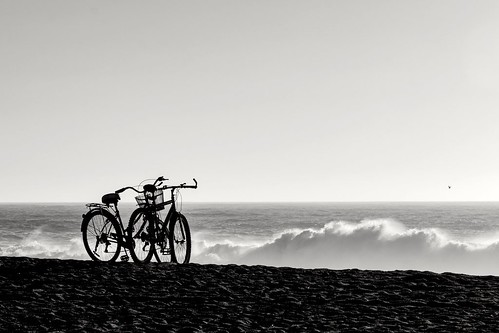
193,219 -> 499,276
0,227 -> 88,260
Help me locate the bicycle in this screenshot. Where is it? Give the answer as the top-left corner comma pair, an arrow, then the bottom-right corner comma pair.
80,191 -> 131,262
81,176 -> 197,264
125,177 -> 197,264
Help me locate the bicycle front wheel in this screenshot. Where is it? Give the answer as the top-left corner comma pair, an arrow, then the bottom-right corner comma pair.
128,208 -> 154,264
81,210 -> 122,262
169,213 -> 191,264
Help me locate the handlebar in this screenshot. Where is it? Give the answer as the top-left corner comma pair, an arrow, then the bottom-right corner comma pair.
115,186 -> 140,194
115,177 -> 197,194
160,178 -> 198,191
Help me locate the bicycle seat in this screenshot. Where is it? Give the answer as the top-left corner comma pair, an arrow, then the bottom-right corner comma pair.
102,193 -> 120,205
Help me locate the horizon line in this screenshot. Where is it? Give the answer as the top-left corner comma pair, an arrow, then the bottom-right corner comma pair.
0,200 -> 497,204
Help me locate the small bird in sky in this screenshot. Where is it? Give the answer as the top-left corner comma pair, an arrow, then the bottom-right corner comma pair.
448,185 -> 452,189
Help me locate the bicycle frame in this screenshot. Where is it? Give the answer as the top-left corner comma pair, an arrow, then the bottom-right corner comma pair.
156,189 -> 181,238
132,188 -> 177,237
138,179 -> 196,233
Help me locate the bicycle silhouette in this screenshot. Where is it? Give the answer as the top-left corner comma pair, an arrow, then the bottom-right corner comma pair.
81,176 -> 197,264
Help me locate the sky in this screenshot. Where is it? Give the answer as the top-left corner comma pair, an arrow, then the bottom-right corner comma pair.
1,0 -> 499,202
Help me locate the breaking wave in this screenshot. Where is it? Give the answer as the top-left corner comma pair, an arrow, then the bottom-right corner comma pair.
193,219 -> 499,276
0,226 -> 88,260
3,219 -> 499,276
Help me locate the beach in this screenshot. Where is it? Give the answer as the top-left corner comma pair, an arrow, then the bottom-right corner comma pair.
1,257 -> 498,332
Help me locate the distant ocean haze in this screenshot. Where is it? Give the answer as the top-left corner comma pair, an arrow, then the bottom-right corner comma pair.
0,202 -> 498,275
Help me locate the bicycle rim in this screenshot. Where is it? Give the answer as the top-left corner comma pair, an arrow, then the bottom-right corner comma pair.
169,214 -> 191,264
82,211 -> 121,262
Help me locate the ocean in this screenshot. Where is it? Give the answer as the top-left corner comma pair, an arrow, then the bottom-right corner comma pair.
1,202 -> 498,276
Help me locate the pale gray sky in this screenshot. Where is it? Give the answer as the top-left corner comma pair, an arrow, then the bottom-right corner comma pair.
1,0 -> 499,202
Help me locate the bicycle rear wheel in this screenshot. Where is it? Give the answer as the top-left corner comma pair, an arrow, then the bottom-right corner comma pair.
81,210 -> 122,262
153,220 -> 172,263
169,213 -> 191,264
128,208 -> 154,263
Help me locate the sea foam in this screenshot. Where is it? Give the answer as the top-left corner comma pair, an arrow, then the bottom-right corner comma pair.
193,219 -> 499,276
0,226 -> 88,260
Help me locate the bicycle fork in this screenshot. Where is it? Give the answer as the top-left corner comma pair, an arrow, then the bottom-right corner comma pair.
173,217 -> 187,244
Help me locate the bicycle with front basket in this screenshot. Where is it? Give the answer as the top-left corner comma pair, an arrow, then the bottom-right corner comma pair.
81,176 -> 197,264
124,176 -> 197,264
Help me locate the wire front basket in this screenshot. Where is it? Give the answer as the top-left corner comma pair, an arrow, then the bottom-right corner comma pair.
135,189 -> 165,210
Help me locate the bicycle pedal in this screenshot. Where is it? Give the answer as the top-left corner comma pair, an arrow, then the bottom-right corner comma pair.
120,255 -> 130,262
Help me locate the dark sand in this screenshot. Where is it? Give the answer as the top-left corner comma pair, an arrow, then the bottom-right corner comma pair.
1,257 -> 499,332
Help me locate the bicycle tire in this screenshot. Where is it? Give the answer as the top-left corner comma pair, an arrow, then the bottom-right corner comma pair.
81,209 -> 122,262
153,219 -> 172,263
128,207 -> 155,263
169,213 -> 191,264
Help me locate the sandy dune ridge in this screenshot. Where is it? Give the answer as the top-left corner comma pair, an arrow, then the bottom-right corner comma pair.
0,257 -> 498,332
